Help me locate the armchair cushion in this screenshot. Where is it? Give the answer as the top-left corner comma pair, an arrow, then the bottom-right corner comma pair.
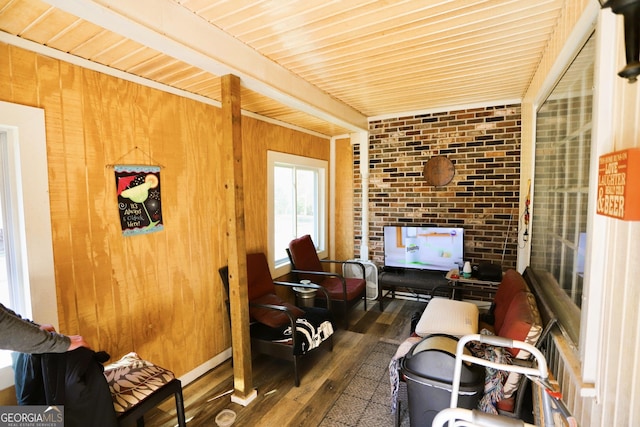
247,253 -> 277,300
288,235 -> 324,281
497,291 -> 543,399
287,235 -> 366,329
492,269 -> 529,332
322,276 -> 367,301
496,291 -> 542,358
287,235 -> 366,301
250,293 -> 304,328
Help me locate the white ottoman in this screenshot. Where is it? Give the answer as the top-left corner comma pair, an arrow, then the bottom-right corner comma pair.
415,298 -> 478,337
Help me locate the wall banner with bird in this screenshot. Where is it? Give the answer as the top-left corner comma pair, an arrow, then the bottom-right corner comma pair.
115,165 -> 163,236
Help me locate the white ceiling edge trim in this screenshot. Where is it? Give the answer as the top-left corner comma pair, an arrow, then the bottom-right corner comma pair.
42,0 -> 368,132
525,2 -> 599,109
241,110 -> 331,140
0,31 -> 331,141
368,99 -> 523,122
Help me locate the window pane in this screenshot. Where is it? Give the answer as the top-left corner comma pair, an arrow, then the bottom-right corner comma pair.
0,134 -> 19,370
0,135 -> 19,312
0,209 -> 7,308
269,151 -> 326,269
296,169 -> 318,245
0,184 -> 11,370
531,34 -> 595,322
274,166 -> 295,262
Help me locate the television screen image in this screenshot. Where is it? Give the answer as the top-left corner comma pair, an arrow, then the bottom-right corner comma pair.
383,226 -> 464,272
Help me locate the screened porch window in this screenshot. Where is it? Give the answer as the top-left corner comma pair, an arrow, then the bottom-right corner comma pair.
530,34 -> 595,315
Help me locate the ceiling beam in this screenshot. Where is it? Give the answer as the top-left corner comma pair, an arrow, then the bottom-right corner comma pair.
42,0 -> 368,132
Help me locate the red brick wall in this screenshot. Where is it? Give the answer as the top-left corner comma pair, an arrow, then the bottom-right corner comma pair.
355,105 -> 522,271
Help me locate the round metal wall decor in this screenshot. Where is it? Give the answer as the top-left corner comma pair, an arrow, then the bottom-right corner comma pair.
423,155 -> 455,186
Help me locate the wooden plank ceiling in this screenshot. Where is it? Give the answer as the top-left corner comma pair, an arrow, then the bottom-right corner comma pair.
0,0 -> 567,136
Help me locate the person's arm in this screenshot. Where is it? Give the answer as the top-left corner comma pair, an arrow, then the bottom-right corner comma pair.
0,304 -> 73,353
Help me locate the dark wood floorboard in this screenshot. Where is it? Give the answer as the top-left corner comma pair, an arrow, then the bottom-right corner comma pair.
142,298 -> 427,427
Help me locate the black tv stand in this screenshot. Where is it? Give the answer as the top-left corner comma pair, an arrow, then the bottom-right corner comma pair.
378,268 -> 449,311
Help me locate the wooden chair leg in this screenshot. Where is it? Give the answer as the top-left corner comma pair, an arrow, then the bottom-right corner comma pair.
293,355 -> 300,387
114,379 -> 185,427
344,305 -> 349,329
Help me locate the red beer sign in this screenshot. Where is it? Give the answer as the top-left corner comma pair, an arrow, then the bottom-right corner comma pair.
596,148 -> 640,221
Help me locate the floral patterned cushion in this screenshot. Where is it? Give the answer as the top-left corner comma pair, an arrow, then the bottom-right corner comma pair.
103,352 -> 176,413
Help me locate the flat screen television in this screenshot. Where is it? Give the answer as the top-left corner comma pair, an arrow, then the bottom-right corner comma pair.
383,225 -> 464,272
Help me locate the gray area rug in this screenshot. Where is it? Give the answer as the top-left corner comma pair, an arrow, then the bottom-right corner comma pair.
320,339 -> 409,427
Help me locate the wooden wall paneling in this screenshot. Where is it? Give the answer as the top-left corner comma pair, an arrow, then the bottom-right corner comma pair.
119,83 -> 152,360
34,54 -> 61,124
136,237 -> 169,363
241,117 -> 269,254
100,209 -> 135,357
52,260 -> 78,334
9,46 -> 38,107
45,59 -> 96,340
334,137 -> 354,261
0,44 -> 11,101
66,69 -> 112,347
0,42 -> 341,387
92,254 -> 122,352
120,83 -> 166,364
117,97 -> 161,364
0,387 -> 15,405
84,70 -> 123,356
51,60 -> 83,336
148,92 -> 191,372
87,76 -> 131,357
93,78 -> 135,360
69,259 -> 100,343
179,96 -> 218,366
140,91 -> 192,371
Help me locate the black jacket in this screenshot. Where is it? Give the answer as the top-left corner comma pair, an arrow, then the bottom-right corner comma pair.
13,347 -> 118,427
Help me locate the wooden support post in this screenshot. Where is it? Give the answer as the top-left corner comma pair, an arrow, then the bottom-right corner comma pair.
221,74 -> 257,406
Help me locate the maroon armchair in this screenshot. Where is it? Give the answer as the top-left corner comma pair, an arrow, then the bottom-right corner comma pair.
286,235 -> 366,329
218,252 -> 334,386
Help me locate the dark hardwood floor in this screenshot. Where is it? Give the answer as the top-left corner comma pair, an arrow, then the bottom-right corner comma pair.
144,297 -> 427,427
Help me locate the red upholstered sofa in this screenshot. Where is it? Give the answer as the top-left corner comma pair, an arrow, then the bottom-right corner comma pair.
390,269 -> 544,419
479,269 -> 543,413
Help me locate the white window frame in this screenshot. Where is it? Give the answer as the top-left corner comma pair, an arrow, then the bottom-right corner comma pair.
267,151 -> 328,278
524,5 -> 615,390
0,101 -> 57,389
578,8 -> 617,386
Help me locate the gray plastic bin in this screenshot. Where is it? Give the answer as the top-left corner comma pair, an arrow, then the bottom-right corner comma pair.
400,334 -> 484,427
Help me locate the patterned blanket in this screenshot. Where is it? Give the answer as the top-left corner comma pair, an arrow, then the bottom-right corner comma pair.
250,306 -> 334,355
389,330 -> 512,415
